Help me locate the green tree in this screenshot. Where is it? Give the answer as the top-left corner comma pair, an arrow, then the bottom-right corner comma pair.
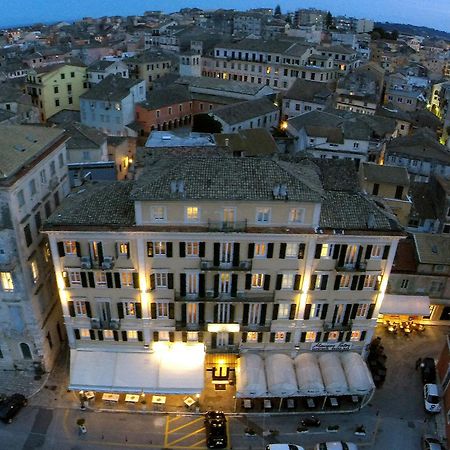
274,5 -> 281,17
192,114 -> 223,133
325,11 -> 333,29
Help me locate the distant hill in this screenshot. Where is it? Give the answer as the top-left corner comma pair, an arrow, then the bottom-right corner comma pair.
375,22 -> 450,41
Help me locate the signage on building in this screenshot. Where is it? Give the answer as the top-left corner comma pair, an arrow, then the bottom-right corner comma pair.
311,342 -> 352,352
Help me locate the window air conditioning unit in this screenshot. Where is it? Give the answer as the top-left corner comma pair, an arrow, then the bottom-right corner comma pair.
101,256 -> 114,270
80,256 -> 91,269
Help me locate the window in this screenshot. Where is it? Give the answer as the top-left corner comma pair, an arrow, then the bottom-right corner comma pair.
247,331 -> 258,342
29,179 -> 37,196
60,73 -> 65,79
74,300 -> 87,316
400,279 -> 409,289
24,224 -> 32,247
40,169 -> 47,185
274,332 -> 286,343
156,302 -> 169,318
256,207 -> 271,223
54,86 -> 59,94
356,304 -> 369,318
254,243 -> 266,257
71,71 -> 75,78
220,273 -> 230,293
31,260 -> 39,283
118,242 -> 129,256
281,273 -> 294,289
127,330 -> 138,340
55,99 -> 60,107
288,208 -> 304,224
154,242 -> 166,256
95,272 -> 107,287
186,273 -> 198,295
371,245 -> 382,258
248,304 -> 261,324
344,245 -> 358,266
58,153 -> 64,168
217,303 -> 230,323
150,206 -> 166,222
124,301 -> 136,317
430,281 -> 444,293
353,142 -> 359,148
64,241 -> 78,255
363,275 -> 375,289
251,273 -> 264,288
320,244 -> 334,258
17,190 -> 25,207
187,303 -> 198,323
0,272 -> 14,291
158,331 -> 169,341
185,206 -> 200,223
80,329 -> 90,339
121,272 -> 133,287
285,243 -> 298,258
305,331 -> 316,342
350,330 -> 362,341
277,304 -> 290,319
69,271 -> 82,286
155,272 -> 168,288
311,303 -> 323,318
328,331 -> 339,342
187,331 -> 198,341
186,242 -> 199,257
340,275 -> 351,289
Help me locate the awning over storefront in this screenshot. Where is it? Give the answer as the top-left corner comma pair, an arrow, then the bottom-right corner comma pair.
69,343 -> 205,394
380,294 -> 430,316
295,353 -> 326,396
265,354 -> 298,397
340,352 -> 375,395
236,354 -> 267,398
318,353 -> 349,395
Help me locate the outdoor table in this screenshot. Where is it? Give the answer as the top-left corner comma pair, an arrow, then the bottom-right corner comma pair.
307,398 -> 315,408
264,399 -> 272,409
102,393 -> 119,403
125,394 -> 140,403
84,391 -> 95,400
329,397 -> 339,407
243,399 -> 252,409
184,396 -> 195,407
351,395 -> 359,403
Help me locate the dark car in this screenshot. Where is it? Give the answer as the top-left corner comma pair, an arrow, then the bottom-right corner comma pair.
421,358 -> 437,384
0,394 -> 27,424
300,416 -> 321,427
204,411 -> 227,449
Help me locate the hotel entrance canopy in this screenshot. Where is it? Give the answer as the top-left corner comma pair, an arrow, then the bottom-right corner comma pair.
69,343 -> 205,394
380,294 -> 430,316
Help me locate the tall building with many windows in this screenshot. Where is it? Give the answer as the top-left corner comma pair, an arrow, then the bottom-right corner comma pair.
0,125 -> 69,372
43,155 -> 403,393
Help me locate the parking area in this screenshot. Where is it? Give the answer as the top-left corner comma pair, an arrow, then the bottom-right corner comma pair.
164,415 -> 208,449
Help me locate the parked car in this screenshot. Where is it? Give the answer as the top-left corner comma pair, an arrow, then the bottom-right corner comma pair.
0,394 -> 27,424
266,445 -> 305,450
204,411 -> 227,449
421,358 -> 437,384
300,416 -> 321,427
423,384 -> 441,413
422,435 -> 445,450
314,443 -> 358,450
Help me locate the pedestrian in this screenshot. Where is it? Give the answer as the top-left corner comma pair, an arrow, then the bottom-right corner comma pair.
415,358 -> 422,370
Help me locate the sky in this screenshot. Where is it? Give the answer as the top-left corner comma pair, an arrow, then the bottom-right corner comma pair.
0,0 -> 449,32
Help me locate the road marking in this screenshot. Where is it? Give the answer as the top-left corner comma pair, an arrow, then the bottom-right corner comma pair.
168,417 -> 204,434
166,426 -> 204,447
164,415 -> 170,448
189,437 -> 206,447
168,415 -> 185,424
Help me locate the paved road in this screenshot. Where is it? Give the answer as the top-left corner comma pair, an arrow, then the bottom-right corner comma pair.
0,324 -> 447,450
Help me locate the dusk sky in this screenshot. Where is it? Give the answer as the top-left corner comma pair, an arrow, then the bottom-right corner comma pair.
1,0 -> 449,32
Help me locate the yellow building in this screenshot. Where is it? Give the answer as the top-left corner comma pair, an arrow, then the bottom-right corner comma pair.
26,63 -> 88,122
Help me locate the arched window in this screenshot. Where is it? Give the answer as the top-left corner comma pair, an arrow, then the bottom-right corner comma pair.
20,343 -> 32,360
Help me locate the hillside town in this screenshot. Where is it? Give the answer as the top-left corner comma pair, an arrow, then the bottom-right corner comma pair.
0,5 -> 449,450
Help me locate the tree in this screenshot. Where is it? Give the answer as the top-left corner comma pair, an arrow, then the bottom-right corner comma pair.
274,5 -> 281,17
192,114 -> 223,133
391,30 -> 399,40
325,11 -> 333,29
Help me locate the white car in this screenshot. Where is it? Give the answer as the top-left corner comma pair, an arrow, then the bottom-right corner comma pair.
314,443 -> 358,450
266,445 -> 305,450
424,384 -> 441,413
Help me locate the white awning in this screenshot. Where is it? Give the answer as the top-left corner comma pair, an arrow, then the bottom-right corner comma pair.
236,354 -> 268,398
69,343 -> 205,394
265,354 -> 298,397
318,353 -> 349,395
295,353 -> 326,396
340,352 -> 374,395
380,294 -> 430,316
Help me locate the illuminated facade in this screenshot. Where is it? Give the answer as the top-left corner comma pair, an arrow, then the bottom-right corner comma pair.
43,156 -> 403,390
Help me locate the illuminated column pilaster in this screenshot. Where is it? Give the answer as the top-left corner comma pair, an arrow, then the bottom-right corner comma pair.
136,236 -> 151,344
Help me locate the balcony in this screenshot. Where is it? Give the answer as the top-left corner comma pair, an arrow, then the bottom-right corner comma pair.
90,318 -> 121,330
207,220 -> 247,232
175,322 -> 206,331
335,262 -> 367,272
200,260 -> 252,271
207,345 -> 240,354
323,321 -> 352,332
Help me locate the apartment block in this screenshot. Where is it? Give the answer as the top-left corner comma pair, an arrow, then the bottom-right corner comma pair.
26,63 -> 88,122
0,125 -> 69,372
43,155 -> 402,393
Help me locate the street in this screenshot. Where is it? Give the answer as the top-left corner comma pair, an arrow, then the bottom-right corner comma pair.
0,324 -> 447,450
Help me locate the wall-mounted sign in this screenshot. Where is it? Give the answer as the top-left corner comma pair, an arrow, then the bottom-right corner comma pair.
311,342 -> 352,352
207,323 -> 240,333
